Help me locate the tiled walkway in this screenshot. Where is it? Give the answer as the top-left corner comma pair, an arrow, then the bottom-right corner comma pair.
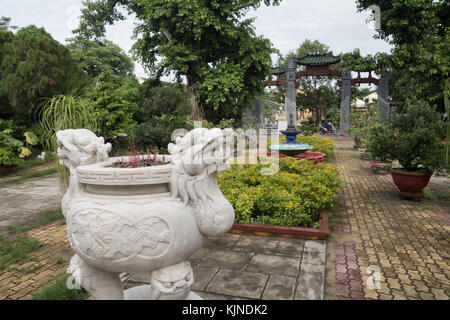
0,222 -> 326,300
325,138 -> 449,300
126,233 -> 326,300
1,137 -> 448,300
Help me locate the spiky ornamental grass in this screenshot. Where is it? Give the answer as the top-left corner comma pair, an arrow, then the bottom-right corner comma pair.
37,94 -> 98,190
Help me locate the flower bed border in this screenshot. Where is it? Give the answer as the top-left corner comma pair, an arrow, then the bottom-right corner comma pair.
230,209 -> 329,239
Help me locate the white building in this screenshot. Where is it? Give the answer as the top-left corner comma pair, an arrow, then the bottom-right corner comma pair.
353,92 -> 378,109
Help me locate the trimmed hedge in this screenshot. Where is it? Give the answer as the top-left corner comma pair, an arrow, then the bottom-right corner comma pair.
218,157 -> 341,228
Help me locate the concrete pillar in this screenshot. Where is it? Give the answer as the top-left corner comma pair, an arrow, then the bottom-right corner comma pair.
285,57 -> 297,128
253,99 -> 264,127
339,67 -> 352,136
378,67 -> 390,123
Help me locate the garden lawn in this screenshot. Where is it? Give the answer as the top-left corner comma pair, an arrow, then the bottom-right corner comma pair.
218,157 -> 341,228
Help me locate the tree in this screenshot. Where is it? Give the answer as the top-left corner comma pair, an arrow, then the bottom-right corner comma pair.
297,82 -> 340,126
0,18 -> 15,117
86,71 -> 142,137
66,38 -> 134,78
0,25 -> 86,122
133,85 -> 192,152
356,0 -> 449,112
73,0 -> 281,121
0,17 -> 17,31
276,39 -> 330,68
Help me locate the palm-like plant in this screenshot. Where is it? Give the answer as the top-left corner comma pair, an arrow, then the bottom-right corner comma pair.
37,94 -> 98,189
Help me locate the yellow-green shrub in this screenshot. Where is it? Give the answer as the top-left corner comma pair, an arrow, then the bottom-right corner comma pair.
218,158 -> 341,228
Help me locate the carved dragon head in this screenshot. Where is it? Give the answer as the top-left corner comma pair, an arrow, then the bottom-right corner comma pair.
168,127 -> 233,178
168,128 -> 235,236
56,129 -> 111,171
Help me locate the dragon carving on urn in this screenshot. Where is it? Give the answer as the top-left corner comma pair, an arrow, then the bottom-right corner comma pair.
57,128 -> 235,299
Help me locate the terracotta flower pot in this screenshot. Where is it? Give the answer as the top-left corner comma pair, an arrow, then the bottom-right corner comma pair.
0,165 -> 18,174
390,169 -> 432,200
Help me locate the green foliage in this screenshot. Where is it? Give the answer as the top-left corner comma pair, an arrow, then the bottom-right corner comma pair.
0,119 -> 27,140
218,157 -> 341,228
277,135 -> 335,158
0,129 -> 24,166
140,85 -> 191,122
3,168 -> 57,184
260,91 -> 283,120
31,275 -> 87,300
367,100 -> 444,172
134,85 -> 191,151
352,86 -> 376,101
349,103 -> 379,148
133,116 -> 178,153
7,209 -> 63,234
215,119 -> 236,129
278,39 -> 340,126
0,235 -> 43,270
355,0 -> 449,112
298,116 -> 318,136
0,17 -> 17,31
73,0 -> 281,120
327,108 -> 340,125
38,94 -> 98,150
67,38 -> 134,78
339,49 -> 388,72
0,25 -> 86,120
442,79 -> 450,173
365,124 -> 393,162
276,39 -> 330,67
296,136 -> 335,158
86,72 -> 141,137
38,93 -> 98,188
296,82 -> 340,126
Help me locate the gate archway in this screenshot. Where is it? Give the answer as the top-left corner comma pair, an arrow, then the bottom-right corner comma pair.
258,53 -> 391,136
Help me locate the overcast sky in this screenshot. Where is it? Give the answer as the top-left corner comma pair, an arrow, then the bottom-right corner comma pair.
0,0 -> 392,80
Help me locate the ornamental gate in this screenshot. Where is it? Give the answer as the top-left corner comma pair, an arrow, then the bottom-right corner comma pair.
256,53 -> 390,136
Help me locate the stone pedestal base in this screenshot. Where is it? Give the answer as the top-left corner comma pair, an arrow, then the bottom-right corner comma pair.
124,285 -> 203,300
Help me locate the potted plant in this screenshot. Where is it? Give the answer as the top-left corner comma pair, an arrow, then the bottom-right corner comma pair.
367,101 -> 443,200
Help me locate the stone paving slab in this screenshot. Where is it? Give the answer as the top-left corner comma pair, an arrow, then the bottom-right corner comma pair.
0,222 -> 327,300
247,254 -> 300,277
0,175 -> 62,236
205,269 -> 269,299
262,275 -> 296,300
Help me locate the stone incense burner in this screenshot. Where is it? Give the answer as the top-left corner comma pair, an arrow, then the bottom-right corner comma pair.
56,128 -> 235,300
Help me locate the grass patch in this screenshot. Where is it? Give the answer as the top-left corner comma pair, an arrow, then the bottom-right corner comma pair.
55,256 -> 65,265
420,205 -> 431,211
31,275 -> 87,300
24,263 -> 42,274
423,190 -> 438,203
17,158 -> 47,170
0,236 -> 43,270
0,158 -> 48,178
7,209 -> 63,234
3,168 -> 57,184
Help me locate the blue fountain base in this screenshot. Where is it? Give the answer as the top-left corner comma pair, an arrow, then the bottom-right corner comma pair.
269,129 -> 313,157
280,130 -> 303,144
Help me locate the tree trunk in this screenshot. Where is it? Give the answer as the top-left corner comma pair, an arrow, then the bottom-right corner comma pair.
186,76 -> 203,121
